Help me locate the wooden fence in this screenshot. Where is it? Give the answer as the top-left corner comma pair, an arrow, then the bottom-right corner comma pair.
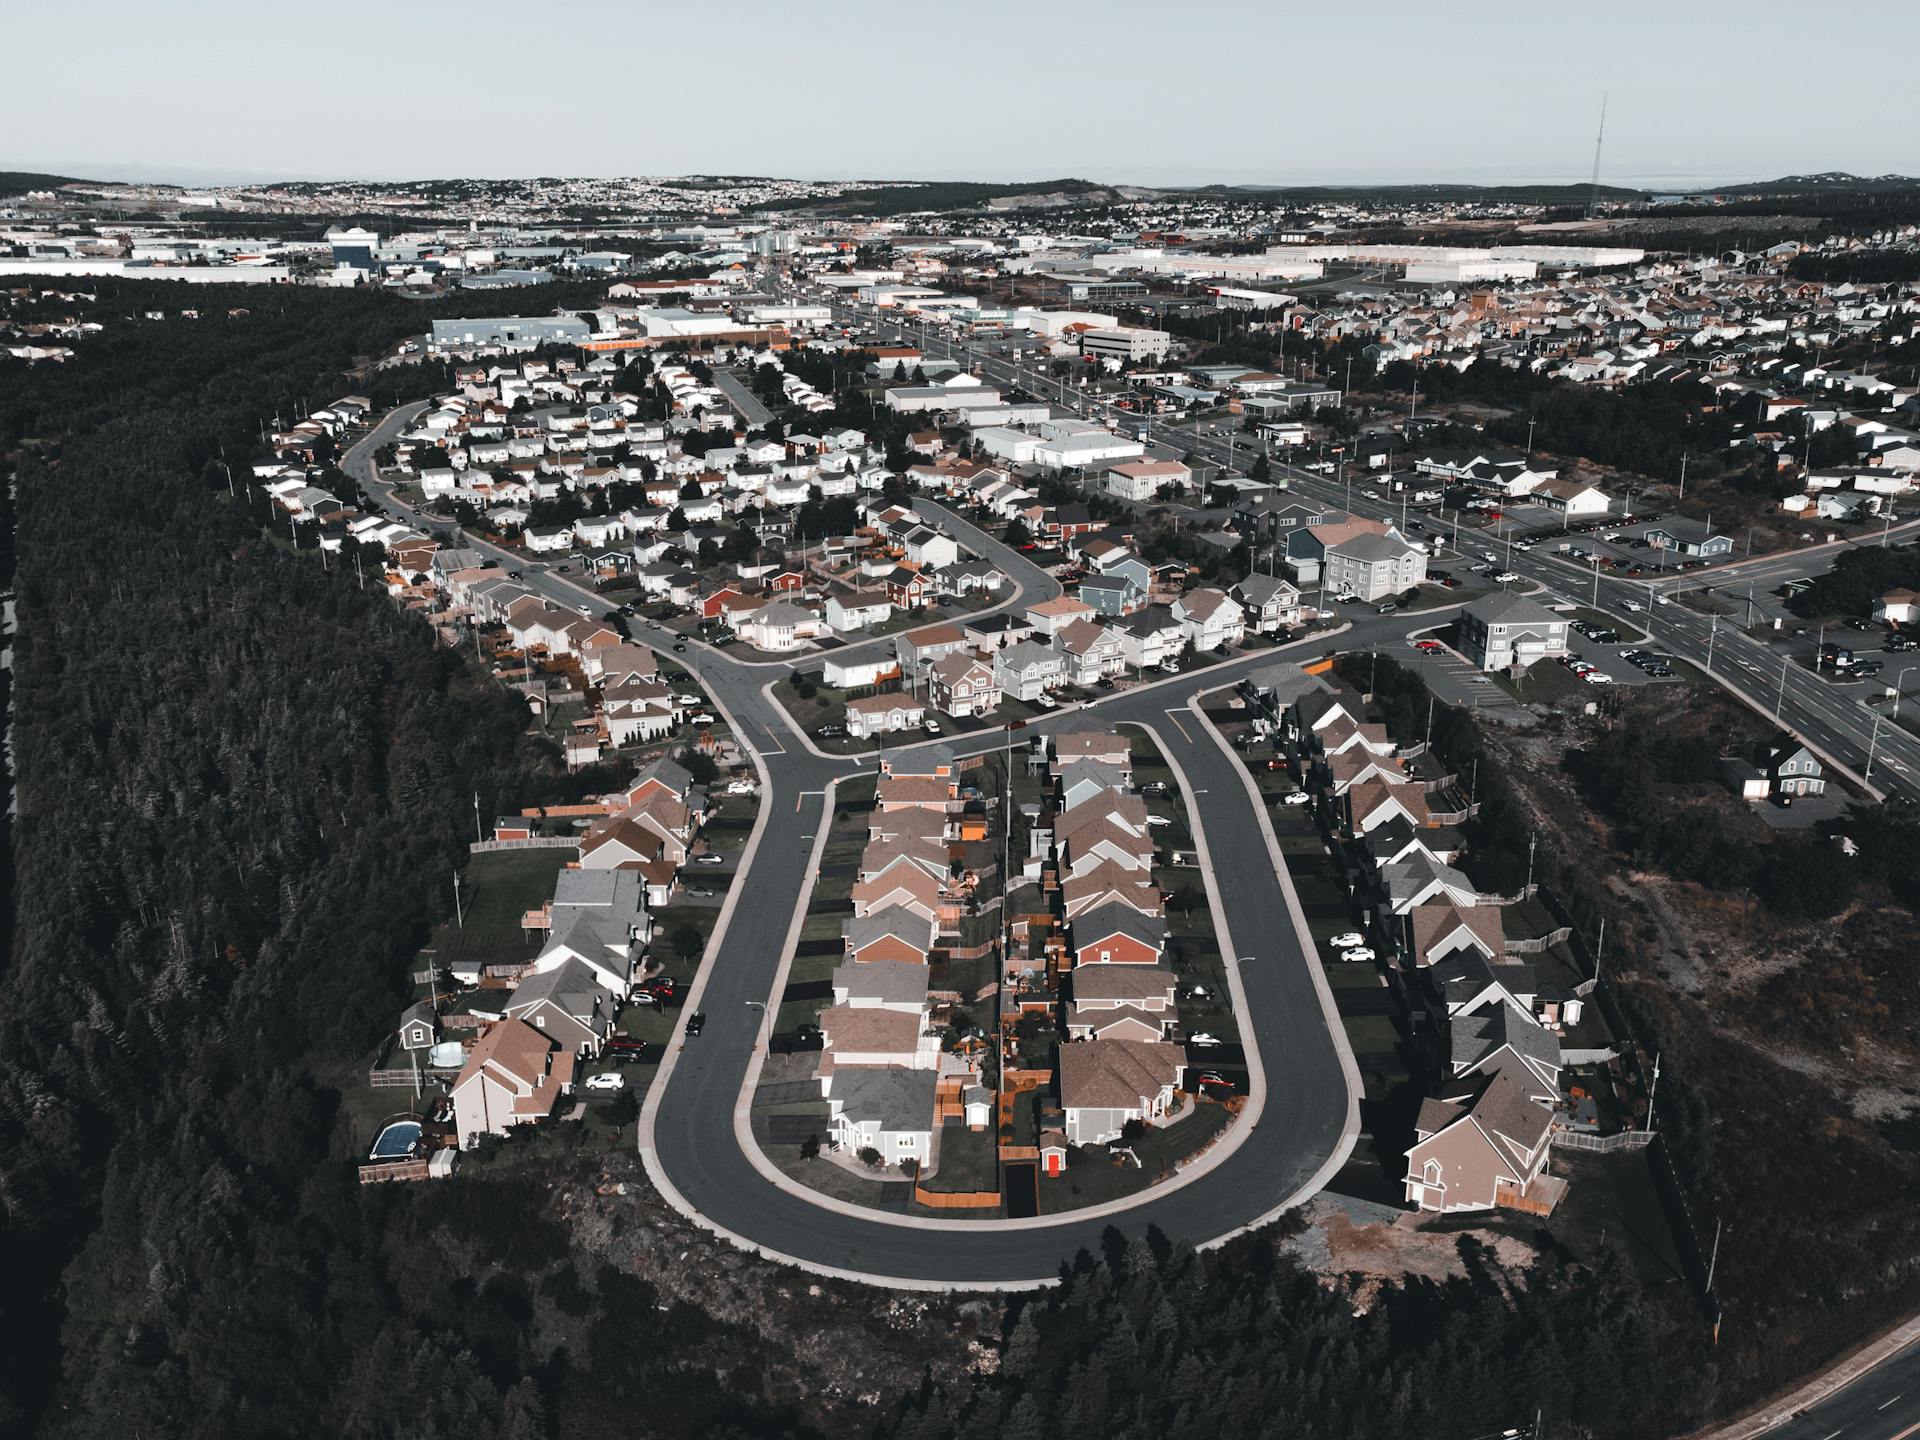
469,836 -> 580,855
913,1185 -> 1000,1210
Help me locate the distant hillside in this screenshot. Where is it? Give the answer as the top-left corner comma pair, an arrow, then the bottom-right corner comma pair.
1722,171 -> 1920,195
750,177 -> 1112,216
1189,181 -> 1648,206
0,170 -> 107,196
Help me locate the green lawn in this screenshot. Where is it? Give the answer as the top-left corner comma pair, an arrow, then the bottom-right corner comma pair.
1036,1103 -> 1233,1212
419,848 -> 572,975
924,1124 -> 999,1194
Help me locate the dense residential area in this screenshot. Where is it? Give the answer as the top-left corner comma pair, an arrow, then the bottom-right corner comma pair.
11,29 -> 1920,1434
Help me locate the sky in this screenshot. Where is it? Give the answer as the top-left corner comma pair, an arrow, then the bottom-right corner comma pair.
8,0 -> 1919,191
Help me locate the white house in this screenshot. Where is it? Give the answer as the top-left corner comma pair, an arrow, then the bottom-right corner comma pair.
1172,587 -> 1245,653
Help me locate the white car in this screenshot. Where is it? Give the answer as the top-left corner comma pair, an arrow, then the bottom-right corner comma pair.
724,780 -> 757,796
1281,791 -> 1312,806
1493,571 -> 1519,584
1188,1032 -> 1223,1047
1339,947 -> 1377,963
1033,694 -> 1058,710
672,693 -> 701,706
583,1072 -> 626,1091
686,712 -> 716,726
1146,815 -> 1173,828
1621,600 -> 1644,613
1328,931 -> 1365,949
1581,671 -> 1614,684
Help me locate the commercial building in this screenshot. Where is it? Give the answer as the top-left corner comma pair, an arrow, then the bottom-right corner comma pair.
1079,326 -> 1172,364
1458,595 -> 1569,672
429,315 -> 592,351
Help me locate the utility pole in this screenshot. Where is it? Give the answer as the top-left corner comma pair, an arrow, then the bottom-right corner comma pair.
1594,915 -> 1605,982
473,791 -> 484,845
1705,1217 -> 1725,1293
453,871 -> 465,929
1644,1052 -> 1661,1131
1706,614 -> 1718,670
1776,654 -> 1789,719
1865,709 -> 1884,785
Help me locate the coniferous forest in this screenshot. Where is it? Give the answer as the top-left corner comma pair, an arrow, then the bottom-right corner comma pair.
0,279 -> 1892,1440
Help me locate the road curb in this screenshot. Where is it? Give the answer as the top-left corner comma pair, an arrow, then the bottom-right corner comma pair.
1685,1314 -> 1920,1440
1183,690 -> 1366,1245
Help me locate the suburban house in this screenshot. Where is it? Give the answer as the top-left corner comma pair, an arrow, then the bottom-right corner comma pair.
1767,742 -> 1827,798
845,691 -> 928,738
1065,965 -> 1177,1041
501,957 -> 617,1057
1055,618 -> 1127,684
824,1066 -> 939,1166
1069,902 -> 1167,967
995,638 -> 1068,701
817,1004 -> 942,1073
1233,573 -> 1304,633
928,650 -> 1001,717
1057,1037 -> 1187,1147
1172,587 -> 1246,653
825,590 -> 894,633
450,1019 -> 577,1148
1403,1062 -> 1559,1214
1457,594 -> 1570,672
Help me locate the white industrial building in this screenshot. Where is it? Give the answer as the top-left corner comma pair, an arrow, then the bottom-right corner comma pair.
1079,326 -> 1172,363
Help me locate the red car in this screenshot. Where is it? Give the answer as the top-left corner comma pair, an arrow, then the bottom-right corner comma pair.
1193,1071 -> 1237,1096
1414,640 -> 1443,653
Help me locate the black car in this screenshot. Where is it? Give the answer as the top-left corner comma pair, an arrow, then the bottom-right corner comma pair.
684,1011 -> 706,1037
673,642 -> 687,652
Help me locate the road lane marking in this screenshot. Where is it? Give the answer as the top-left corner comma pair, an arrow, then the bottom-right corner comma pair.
1881,1394 -> 1903,1410
1162,707 -> 1193,742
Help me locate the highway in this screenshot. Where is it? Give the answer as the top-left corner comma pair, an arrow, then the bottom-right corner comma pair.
825,296 -> 1920,801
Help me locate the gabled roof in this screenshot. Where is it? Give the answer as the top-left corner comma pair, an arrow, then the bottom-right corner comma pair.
1071,901 -> 1167,955
1057,1038 -> 1185,1111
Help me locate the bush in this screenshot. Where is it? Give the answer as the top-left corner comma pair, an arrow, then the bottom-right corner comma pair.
857,1146 -> 883,1168
1759,840 -> 1858,919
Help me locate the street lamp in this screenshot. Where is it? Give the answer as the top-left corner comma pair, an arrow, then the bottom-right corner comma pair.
1896,666 -> 1918,721
1865,710 -> 1885,785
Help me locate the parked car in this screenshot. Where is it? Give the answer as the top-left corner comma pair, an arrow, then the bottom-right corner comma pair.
922,719 -> 942,734
641,978 -> 678,1000
686,712 -> 716,726
1145,815 -> 1173,828
1328,931 -> 1365,949
1581,671 -> 1614,684
1281,791 -> 1312,806
688,888 -> 716,899
694,853 -> 726,866
684,1011 -> 706,1037
817,724 -> 847,738
1192,1071 -> 1236,1096
1492,571 -> 1518,584
584,1072 -> 626,1091
1141,781 -> 1169,795
1188,1032 -> 1223,1047
1339,946 -> 1376,963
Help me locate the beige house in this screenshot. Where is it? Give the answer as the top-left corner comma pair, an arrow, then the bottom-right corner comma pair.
1057,1037 -> 1186,1146
451,1019 -> 577,1148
